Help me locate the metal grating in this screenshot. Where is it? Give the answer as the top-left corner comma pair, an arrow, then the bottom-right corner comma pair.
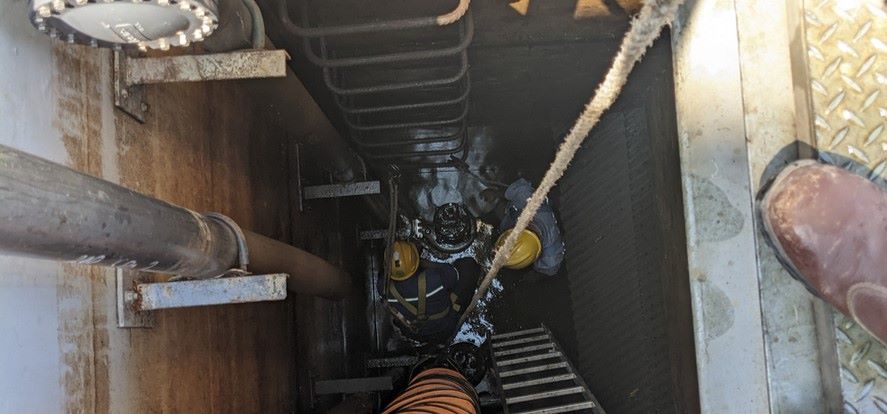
803,0 -> 887,412
490,325 -> 602,414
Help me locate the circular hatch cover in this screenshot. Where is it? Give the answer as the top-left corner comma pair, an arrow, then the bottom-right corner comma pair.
29,0 -> 218,50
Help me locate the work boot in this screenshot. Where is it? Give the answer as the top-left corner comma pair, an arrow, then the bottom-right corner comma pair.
760,160 -> 887,345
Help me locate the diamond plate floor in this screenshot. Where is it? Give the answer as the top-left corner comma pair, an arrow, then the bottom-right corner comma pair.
804,0 -> 887,412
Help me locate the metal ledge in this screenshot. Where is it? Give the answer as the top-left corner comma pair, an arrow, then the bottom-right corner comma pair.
117,272 -> 288,328
123,49 -> 288,86
113,49 -> 288,122
303,180 -> 381,200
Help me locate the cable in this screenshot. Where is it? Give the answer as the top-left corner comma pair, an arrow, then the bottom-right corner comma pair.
241,0 -> 266,49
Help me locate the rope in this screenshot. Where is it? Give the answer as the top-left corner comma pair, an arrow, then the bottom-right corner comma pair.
437,0 -> 471,26
382,168 -> 421,332
451,0 -> 685,336
383,171 -> 399,289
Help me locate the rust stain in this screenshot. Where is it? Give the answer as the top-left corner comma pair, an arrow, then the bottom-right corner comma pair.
58,263 -> 97,414
52,44 -> 104,176
91,267 -> 111,414
52,42 -> 110,413
46,35 -> 325,412
112,68 -> 295,413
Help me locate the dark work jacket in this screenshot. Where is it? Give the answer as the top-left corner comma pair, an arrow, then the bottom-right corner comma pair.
385,259 -> 480,344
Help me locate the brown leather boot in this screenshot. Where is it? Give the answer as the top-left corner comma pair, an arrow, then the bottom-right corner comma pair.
761,160 -> 887,345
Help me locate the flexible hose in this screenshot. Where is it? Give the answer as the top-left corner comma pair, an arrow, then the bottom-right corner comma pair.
241,0 -> 266,49
382,368 -> 480,414
451,0 -> 686,339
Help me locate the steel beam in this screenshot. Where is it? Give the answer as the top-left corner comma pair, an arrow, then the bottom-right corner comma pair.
359,229 -> 388,240
365,355 -> 419,368
123,49 -> 288,86
491,327 -> 544,340
501,374 -> 576,391
497,352 -> 562,366
499,362 -> 568,378
512,402 -> 596,414
506,386 -> 584,405
303,180 -> 381,200
134,274 -> 287,311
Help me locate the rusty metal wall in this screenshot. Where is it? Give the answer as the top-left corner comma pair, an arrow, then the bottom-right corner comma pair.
0,0 -> 355,411
803,0 -> 887,411
558,37 -> 698,414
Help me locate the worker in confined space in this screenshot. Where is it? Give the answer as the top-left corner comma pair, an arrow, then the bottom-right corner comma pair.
496,178 -> 565,275
384,240 -> 481,345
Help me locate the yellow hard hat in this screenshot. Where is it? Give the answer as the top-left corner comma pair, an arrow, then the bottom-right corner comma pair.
496,229 -> 542,270
388,240 -> 419,281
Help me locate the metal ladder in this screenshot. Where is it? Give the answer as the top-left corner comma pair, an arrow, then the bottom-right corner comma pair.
489,325 -> 602,414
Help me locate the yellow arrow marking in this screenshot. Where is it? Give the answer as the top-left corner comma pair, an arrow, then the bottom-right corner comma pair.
573,0 -> 611,18
510,0 -> 530,15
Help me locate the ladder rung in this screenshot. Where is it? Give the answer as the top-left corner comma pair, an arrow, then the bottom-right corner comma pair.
507,386 -> 585,404
502,373 -> 577,390
512,401 -> 596,414
494,343 -> 555,357
500,362 -> 568,378
498,351 -> 563,366
493,334 -> 551,348
491,327 -> 545,340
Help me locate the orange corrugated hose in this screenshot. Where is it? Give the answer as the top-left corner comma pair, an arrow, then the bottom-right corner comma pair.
382,368 -> 480,414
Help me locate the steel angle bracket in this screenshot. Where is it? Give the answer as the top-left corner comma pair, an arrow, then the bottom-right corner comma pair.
113,51 -> 147,123
116,269 -> 154,328
113,49 -> 288,123
117,271 -> 288,328
303,180 -> 381,200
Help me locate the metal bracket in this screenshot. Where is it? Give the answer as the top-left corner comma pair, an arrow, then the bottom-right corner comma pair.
116,269 -> 155,328
113,49 -> 289,123
113,51 -> 147,123
365,355 -> 419,369
359,229 -> 388,240
116,272 -> 288,329
123,49 -> 288,85
303,180 -> 381,200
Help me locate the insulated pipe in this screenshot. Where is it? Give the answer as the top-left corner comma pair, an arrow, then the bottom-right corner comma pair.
0,144 -> 351,299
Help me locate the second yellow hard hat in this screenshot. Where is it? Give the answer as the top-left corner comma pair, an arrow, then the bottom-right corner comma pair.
496,229 -> 542,270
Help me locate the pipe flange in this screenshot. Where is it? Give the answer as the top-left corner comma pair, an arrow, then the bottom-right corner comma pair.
28,0 -> 218,51
204,212 -> 249,272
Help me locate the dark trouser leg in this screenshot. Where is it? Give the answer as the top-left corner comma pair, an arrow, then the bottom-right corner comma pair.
452,258 -> 481,312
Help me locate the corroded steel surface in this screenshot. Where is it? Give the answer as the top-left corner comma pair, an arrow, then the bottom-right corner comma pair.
123,50 -> 288,85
